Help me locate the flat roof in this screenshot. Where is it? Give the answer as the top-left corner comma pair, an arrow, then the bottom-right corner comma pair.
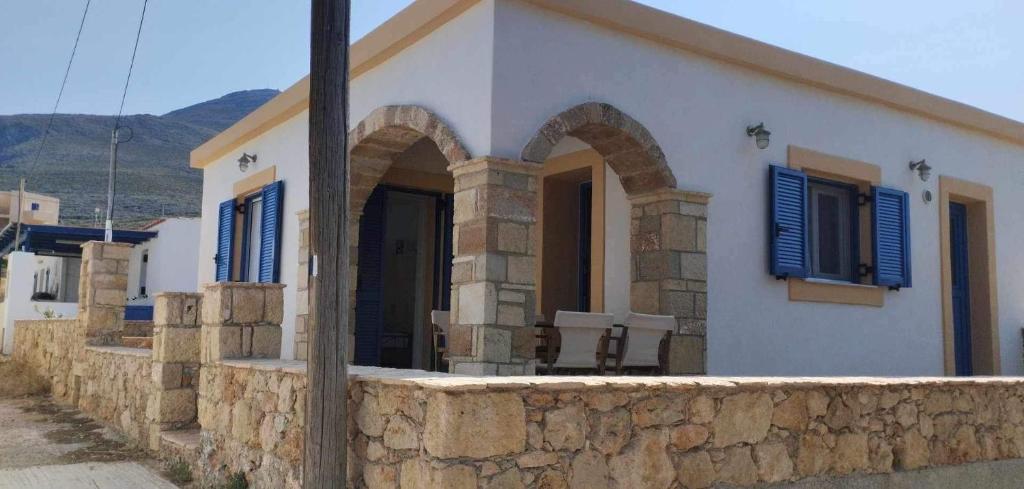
190,0 -> 1024,169
0,224 -> 157,258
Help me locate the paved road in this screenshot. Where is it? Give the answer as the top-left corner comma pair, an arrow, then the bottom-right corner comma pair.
0,398 -> 178,489
0,462 -> 178,489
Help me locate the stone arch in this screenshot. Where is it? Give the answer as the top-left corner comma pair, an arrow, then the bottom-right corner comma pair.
520,102 -> 676,195
348,105 -> 471,214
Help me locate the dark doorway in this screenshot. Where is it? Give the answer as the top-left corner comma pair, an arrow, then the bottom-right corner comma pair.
354,186 -> 453,369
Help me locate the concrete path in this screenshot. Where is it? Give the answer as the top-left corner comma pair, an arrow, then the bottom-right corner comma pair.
0,462 -> 178,489
0,397 -> 179,489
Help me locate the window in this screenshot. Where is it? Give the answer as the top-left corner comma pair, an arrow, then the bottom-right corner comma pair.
139,251 -> 149,296
241,194 -> 264,282
769,164 -> 911,289
807,178 -> 858,282
30,202 -> 39,211
215,180 -> 283,283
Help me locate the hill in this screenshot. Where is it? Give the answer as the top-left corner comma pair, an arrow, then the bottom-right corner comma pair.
0,89 -> 280,227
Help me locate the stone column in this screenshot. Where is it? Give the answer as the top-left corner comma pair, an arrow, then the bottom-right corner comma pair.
446,157 -> 539,376
78,241 -> 132,345
629,188 -> 710,374
200,282 -> 285,362
147,292 -> 202,449
295,210 -> 310,360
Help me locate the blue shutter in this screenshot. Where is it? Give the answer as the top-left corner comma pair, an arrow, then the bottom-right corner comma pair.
258,181 -> 284,283
872,186 -> 912,288
215,199 -> 235,282
769,165 -> 809,278
354,187 -> 387,366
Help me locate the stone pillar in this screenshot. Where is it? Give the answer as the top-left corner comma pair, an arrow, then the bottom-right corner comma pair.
78,241 -> 132,345
628,188 -> 710,374
147,292 -> 202,449
446,157 -> 539,376
200,282 -> 285,363
295,210 -> 310,360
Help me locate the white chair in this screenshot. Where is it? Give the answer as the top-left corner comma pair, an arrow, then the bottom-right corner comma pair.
621,312 -> 675,373
552,311 -> 615,372
430,310 -> 450,371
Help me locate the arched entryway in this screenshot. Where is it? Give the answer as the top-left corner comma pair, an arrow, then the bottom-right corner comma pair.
346,105 -> 470,370
521,102 -> 708,373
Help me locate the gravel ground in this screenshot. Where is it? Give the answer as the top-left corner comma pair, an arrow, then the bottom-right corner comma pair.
0,397 -> 179,488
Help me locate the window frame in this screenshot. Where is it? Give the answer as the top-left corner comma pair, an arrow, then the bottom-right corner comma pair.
806,177 -> 860,283
239,192 -> 264,283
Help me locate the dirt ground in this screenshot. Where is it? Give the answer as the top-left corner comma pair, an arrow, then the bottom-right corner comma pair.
0,396 -> 180,488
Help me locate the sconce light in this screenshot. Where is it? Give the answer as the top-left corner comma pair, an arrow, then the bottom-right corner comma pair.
909,159 -> 932,182
746,123 -> 771,150
237,153 -> 257,172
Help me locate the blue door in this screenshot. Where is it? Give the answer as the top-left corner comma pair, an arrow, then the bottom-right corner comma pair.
949,202 -> 973,376
354,188 -> 387,366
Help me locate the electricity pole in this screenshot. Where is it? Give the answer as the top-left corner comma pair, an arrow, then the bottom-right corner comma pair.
14,178 -> 25,250
104,125 -> 131,242
305,0 -> 350,487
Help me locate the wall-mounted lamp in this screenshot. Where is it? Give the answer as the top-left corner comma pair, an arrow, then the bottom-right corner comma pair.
237,153 -> 257,172
746,123 -> 771,150
909,159 -> 932,182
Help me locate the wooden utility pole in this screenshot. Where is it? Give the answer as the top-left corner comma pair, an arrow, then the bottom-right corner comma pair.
305,0 -> 350,488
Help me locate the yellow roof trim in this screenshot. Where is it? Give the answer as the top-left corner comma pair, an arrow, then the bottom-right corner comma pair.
193,0 -> 1024,169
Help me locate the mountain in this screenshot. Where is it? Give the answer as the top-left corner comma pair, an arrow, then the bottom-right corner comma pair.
0,89 -> 280,227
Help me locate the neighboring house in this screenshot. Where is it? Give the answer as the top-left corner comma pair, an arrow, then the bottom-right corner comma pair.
191,0 -> 1024,376
126,217 -> 202,310
0,189 -> 60,228
0,224 -> 156,353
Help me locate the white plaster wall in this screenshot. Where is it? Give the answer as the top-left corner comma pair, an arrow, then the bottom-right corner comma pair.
1,252 -> 77,353
604,163 -> 631,323
196,2 -> 497,360
490,1 -> 1024,376
128,218 -> 202,305
198,113 -> 309,360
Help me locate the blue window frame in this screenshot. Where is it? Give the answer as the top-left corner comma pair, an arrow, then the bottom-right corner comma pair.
806,177 -> 860,282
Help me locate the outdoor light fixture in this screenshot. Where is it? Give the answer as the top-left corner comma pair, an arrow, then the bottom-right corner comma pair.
909,159 -> 932,182
746,123 -> 771,150
237,153 -> 257,172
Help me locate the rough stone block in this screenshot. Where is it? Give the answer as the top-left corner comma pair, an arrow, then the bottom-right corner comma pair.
94,288 -> 127,307
265,287 -> 284,325
424,391 -> 525,458
202,325 -> 242,362
154,388 -> 196,424
151,361 -> 183,389
474,326 -> 511,363
154,295 -> 182,326
154,327 -> 200,363
202,284 -> 232,325
506,256 -> 534,285
250,325 -> 282,359
457,282 -> 496,325
231,287 -> 265,324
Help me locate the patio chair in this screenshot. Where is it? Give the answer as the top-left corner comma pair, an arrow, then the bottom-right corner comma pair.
620,312 -> 675,374
430,310 -> 450,371
550,310 -> 615,374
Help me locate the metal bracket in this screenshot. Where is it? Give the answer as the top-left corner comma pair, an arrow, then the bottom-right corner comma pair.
858,263 -> 874,278
857,193 -> 872,206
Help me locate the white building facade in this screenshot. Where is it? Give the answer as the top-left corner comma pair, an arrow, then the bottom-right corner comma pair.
191,0 -> 1024,376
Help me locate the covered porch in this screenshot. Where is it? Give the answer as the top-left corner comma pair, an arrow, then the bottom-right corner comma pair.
296,103 -> 710,376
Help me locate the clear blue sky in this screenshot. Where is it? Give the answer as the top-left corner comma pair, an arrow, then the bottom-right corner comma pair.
1,0 -> 1021,121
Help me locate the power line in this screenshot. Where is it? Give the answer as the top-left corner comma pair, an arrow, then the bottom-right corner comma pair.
105,0 -> 149,241
114,0 -> 149,129
24,0 -> 92,182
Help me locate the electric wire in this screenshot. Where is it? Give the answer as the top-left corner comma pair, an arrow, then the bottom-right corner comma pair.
113,0 -> 149,130
24,0 -> 92,182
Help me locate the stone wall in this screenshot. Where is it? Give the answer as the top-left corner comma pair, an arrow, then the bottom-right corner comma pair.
11,318 -> 82,402
186,363 -> 1024,489
197,360 -> 308,488
78,346 -> 154,442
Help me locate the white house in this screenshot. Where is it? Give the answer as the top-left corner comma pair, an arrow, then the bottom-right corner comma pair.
190,0 -> 1024,376
0,218 -> 201,352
